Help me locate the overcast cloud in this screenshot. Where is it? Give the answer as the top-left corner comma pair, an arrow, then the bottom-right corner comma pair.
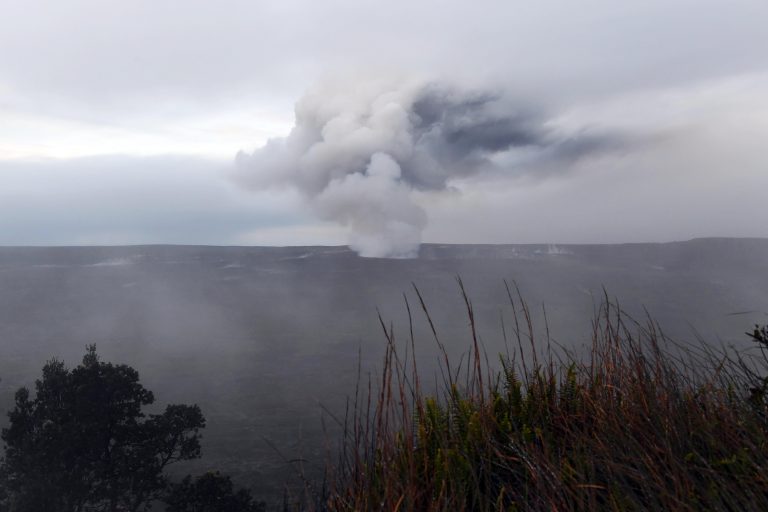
1,0 -> 767,251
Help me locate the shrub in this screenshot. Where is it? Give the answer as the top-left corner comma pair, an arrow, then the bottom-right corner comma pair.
164,471 -> 265,512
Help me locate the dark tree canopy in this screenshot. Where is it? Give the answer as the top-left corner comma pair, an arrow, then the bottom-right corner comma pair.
0,345 -> 205,512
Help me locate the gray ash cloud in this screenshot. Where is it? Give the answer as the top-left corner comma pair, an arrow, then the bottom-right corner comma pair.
234,79 -> 627,257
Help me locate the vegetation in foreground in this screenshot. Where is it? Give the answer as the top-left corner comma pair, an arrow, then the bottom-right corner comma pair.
319,283 -> 768,511
0,346 -> 264,512
2,282 -> 768,511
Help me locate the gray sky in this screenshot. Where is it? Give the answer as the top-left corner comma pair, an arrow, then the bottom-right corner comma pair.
2,0 -> 767,250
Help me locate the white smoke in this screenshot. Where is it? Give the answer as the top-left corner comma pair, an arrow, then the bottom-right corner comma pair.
234,78 -> 624,257
315,152 -> 426,257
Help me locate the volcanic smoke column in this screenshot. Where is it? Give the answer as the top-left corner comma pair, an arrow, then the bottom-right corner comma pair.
233,79 -> 615,257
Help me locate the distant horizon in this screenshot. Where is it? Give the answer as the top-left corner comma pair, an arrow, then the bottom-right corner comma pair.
1,236 -> 767,250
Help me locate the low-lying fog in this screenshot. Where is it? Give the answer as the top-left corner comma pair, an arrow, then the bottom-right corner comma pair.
1,238 -> 767,503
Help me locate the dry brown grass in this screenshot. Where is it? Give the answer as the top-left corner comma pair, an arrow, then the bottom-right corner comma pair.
307,281 -> 768,511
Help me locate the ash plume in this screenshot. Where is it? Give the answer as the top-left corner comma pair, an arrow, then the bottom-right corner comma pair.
234,79 -> 624,257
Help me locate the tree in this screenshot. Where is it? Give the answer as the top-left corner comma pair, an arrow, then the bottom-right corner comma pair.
0,345 -> 205,512
164,471 -> 265,512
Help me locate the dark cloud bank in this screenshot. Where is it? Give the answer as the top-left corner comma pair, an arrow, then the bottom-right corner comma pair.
235,80 -> 628,257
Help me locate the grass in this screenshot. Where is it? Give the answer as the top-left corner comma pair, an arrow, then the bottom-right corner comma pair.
308,280 -> 768,511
